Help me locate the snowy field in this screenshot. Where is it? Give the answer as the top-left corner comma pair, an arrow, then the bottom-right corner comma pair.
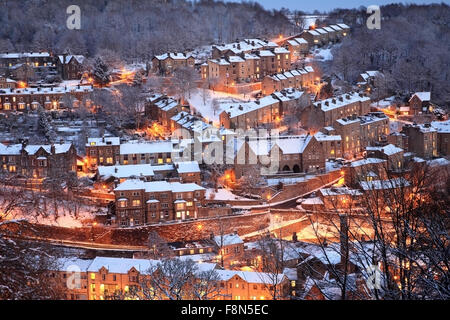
312,47 -> 333,61
0,194 -> 104,228
187,88 -> 254,124
206,188 -> 254,201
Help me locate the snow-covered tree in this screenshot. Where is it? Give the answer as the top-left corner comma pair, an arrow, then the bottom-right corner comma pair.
92,56 -> 111,86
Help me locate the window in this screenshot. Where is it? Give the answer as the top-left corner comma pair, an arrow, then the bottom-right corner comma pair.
132,200 -> 141,206
118,200 -> 128,208
90,273 -> 95,280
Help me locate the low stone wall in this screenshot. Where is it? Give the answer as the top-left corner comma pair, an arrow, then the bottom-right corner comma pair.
268,170 -> 342,203
204,199 -> 263,207
3,209 -> 309,247
198,206 -> 233,218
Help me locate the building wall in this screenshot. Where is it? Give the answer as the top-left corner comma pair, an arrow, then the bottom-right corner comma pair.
402,125 -> 437,159
86,144 -> 120,168
115,187 -> 206,227
0,144 -> 77,178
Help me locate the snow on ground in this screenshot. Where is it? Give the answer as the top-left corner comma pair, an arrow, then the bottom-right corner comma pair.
61,80 -> 83,87
389,119 -> 411,133
206,188 -> 254,201
371,96 -> 395,109
266,175 -> 315,186
326,160 -> 342,172
190,45 -> 213,63
1,196 -> 104,228
187,88 -> 253,124
313,47 -> 333,61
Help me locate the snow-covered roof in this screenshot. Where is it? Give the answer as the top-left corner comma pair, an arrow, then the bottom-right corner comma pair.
154,52 -> 192,61
360,177 -> 410,191
431,120 -> 450,133
214,39 -> 277,55
209,58 -> 230,66
58,55 -> 85,64
216,269 -> 286,285
258,50 -> 275,57
222,88 -> 304,119
171,111 -> 211,133
0,143 -> 72,155
428,158 -> 450,167
319,187 -> 362,197
86,136 -> 120,147
314,92 -> 370,112
98,164 -> 156,179
336,117 -> 360,126
0,52 -> 50,59
175,161 -> 200,173
228,56 -> 245,63
307,30 -> 320,36
287,40 -> 300,46
114,179 -> 205,193
315,28 -> 328,35
366,144 -> 403,156
365,70 -> 381,77
350,158 -> 386,167
294,37 -> 308,44
410,92 -> 431,102
87,257 -> 158,274
266,67 -> 313,82
246,135 -> 314,156
243,53 -> 260,60
120,140 -> 176,155
274,47 -> 290,54
154,97 -> 179,111
146,93 -> 164,102
56,257 -> 93,272
337,23 -> 350,29
214,233 -> 243,247
314,132 -> 341,142
283,267 -> 297,281
0,85 -> 93,96
329,25 -> 343,31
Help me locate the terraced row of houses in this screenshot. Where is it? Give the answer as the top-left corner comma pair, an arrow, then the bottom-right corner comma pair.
0,84 -> 93,111
50,255 -> 289,300
0,51 -> 85,81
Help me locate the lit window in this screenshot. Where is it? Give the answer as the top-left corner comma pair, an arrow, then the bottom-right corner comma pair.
132,200 -> 141,207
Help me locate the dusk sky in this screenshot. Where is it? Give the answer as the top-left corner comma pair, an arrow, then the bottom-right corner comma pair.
243,0 -> 449,12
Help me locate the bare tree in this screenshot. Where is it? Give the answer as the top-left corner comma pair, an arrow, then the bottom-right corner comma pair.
256,232 -> 288,300
146,231 -> 174,259
299,161 -> 450,300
